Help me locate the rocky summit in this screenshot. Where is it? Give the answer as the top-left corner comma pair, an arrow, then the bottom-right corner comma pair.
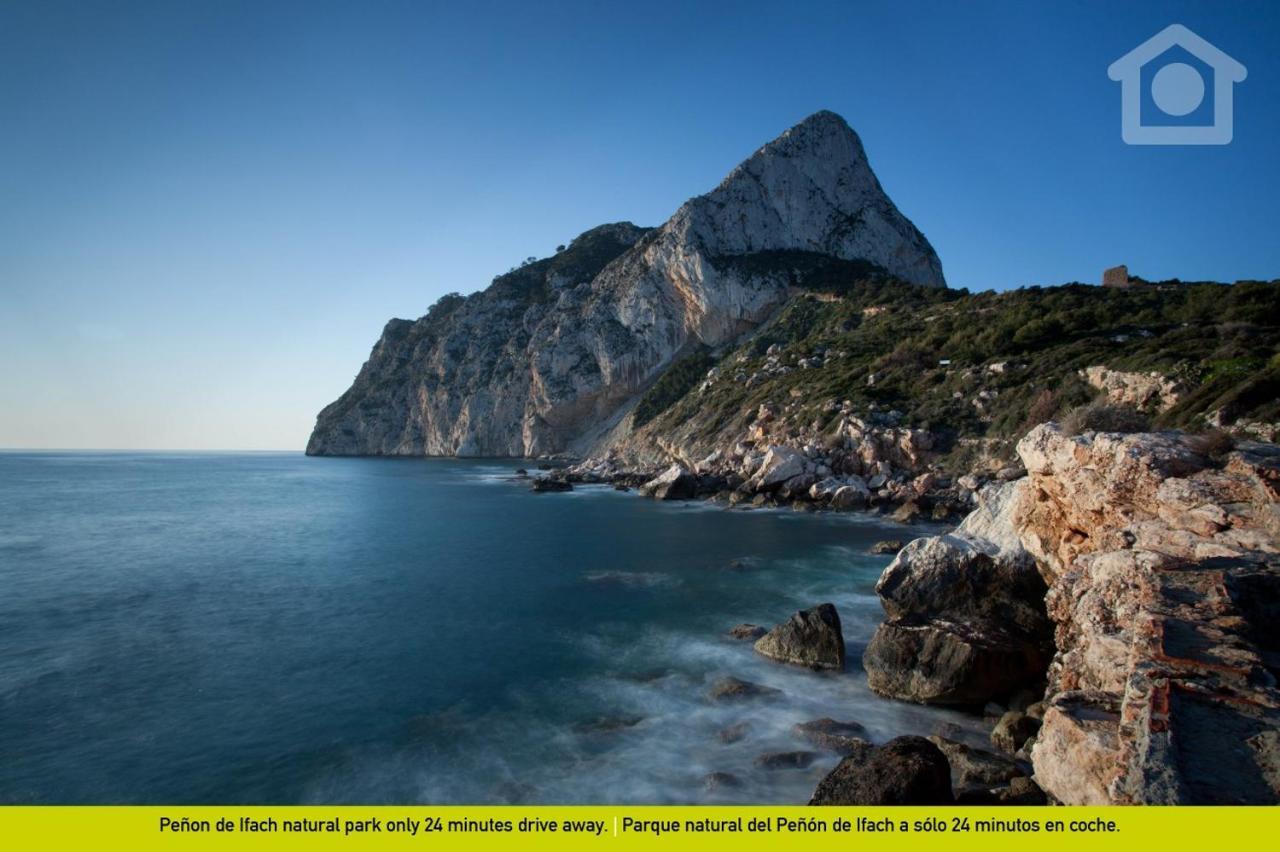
306,111 -> 944,457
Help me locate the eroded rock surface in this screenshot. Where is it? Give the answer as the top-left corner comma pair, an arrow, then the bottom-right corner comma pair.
1019,425 -> 1280,804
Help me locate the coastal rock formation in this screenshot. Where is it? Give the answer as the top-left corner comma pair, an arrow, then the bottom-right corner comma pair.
308,111 -> 944,457
862,481 -> 1053,704
1015,424 -> 1280,804
809,736 -> 954,805
862,422 -> 1280,804
753,603 -> 846,670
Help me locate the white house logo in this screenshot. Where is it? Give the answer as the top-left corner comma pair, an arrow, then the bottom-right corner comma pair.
1108,24 -> 1246,145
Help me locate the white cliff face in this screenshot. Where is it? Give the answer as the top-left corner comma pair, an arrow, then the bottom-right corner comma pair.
307,111 -> 945,457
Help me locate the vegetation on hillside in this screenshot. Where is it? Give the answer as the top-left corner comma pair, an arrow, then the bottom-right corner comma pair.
640,272 -> 1280,467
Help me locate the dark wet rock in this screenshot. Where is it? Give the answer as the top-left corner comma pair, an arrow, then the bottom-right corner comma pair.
753,603 -> 845,670
794,719 -> 872,757
1007,686 -> 1043,713
991,710 -> 1040,753
727,623 -> 767,641
864,619 -> 1049,705
755,750 -> 819,770
809,736 -> 954,805
514,468 -> 529,477
531,477 -> 573,493
1025,701 -> 1047,721
708,677 -> 782,702
613,483 -> 630,491
703,771 -> 742,791
999,776 -> 1048,805
928,736 -> 1026,792
717,722 -> 751,744
871,539 -> 904,555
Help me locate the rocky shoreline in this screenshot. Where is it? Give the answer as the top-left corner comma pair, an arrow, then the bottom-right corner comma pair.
521,404 -> 1003,525
517,421 -> 1280,805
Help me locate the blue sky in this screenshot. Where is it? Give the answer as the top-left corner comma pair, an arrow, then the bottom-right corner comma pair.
2,0 -> 1277,450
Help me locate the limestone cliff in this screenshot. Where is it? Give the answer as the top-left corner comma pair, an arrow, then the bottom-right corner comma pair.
307,111 -> 944,457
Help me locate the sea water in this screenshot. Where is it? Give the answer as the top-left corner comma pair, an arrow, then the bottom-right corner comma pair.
0,453 -> 985,803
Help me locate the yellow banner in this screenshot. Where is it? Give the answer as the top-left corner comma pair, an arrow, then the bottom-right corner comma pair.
1,806 -> 1276,850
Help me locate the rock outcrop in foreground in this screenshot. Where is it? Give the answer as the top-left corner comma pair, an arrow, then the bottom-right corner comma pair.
858,423 -> 1280,804
307,111 -> 943,457
863,480 -> 1052,704
1018,425 -> 1280,805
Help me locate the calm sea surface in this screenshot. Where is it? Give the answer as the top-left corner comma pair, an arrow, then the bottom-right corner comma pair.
0,452 -> 984,803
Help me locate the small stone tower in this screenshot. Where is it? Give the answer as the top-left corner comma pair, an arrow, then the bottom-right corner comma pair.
1103,264 -> 1130,288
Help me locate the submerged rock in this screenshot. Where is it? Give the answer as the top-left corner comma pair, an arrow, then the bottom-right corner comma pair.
794,719 -> 871,758
809,736 -> 954,805
572,715 -> 644,735
530,477 -> 573,493
707,677 -> 782,702
755,750 -> 820,770
703,771 -> 742,791
753,603 -> 845,670
727,623 -> 767,641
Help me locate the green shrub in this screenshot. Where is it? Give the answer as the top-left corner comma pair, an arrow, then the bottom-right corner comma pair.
1061,400 -> 1151,436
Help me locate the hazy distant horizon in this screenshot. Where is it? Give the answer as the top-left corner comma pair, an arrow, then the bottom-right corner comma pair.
3,0 -> 1278,450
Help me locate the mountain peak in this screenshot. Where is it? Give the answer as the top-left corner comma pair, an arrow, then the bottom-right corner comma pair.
675,110 -> 944,288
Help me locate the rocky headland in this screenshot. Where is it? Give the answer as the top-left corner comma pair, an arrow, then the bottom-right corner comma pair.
309,111 -> 1280,804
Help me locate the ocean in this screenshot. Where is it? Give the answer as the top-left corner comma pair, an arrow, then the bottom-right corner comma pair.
0,452 -> 985,804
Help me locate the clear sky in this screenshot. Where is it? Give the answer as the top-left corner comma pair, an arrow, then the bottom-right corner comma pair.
2,0 -> 1277,450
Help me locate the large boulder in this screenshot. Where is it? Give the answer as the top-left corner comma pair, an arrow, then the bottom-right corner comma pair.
753,603 -> 845,670
639,464 -> 698,500
864,619 -> 1047,705
809,736 -> 954,805
863,480 -> 1053,705
749,446 -> 806,492
830,482 -> 870,509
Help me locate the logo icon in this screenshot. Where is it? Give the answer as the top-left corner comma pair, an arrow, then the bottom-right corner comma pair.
1108,24 -> 1246,145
